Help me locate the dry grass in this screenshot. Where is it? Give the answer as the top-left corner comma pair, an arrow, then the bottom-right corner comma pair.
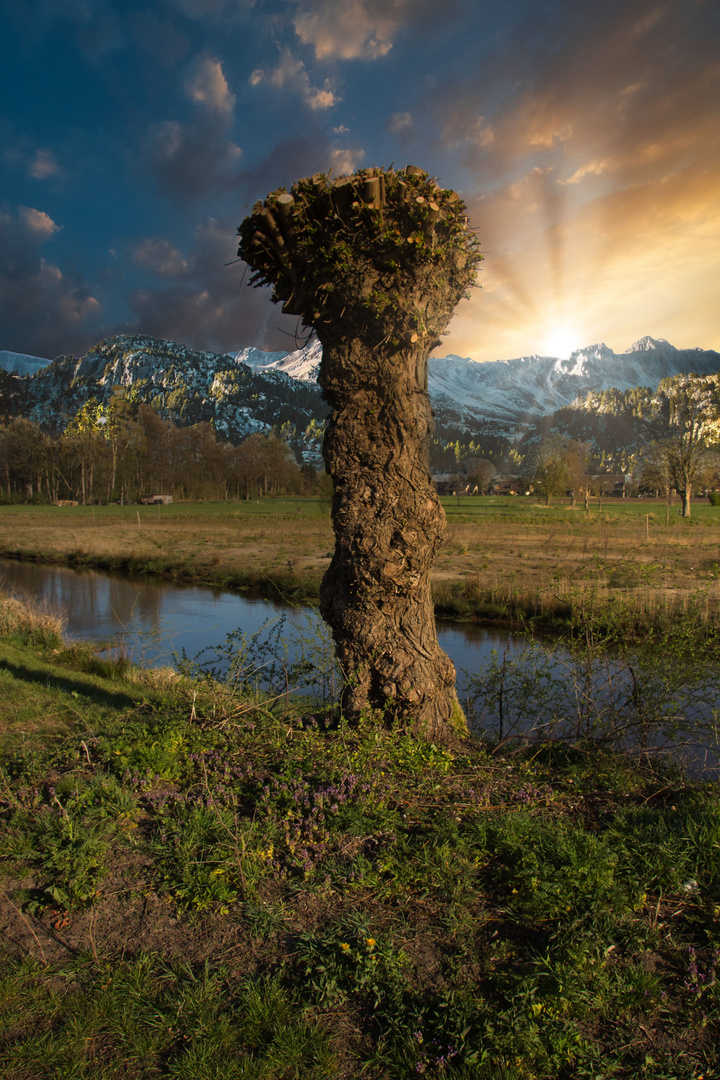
436,505 -> 720,624
0,587 -> 66,647
1,498 -> 719,627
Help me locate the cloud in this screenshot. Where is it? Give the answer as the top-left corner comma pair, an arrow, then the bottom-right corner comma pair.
29,149 -> 62,180
237,133 -> 366,194
0,204 -> 101,357
387,111 -> 413,133
184,55 -> 235,116
18,206 -> 61,238
441,0 -> 720,187
290,0 -> 453,60
236,135 -> 342,203
126,217 -> 300,354
131,238 -> 190,277
420,0 -> 720,359
560,160 -> 609,185
291,0 -> 403,60
328,146 -> 365,176
441,148 -> 720,363
59,281 -> 102,324
249,48 -> 339,110
141,117 -> 242,203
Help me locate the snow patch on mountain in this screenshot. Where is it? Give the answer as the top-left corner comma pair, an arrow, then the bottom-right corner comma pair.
230,339 -> 323,383
0,350 -> 50,376
6,332 -> 719,449
23,334 -> 324,445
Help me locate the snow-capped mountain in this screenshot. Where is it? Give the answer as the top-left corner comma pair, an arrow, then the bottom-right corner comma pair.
230,339 -> 322,383
238,335 -> 720,434
4,333 -> 718,452
0,350 -> 50,376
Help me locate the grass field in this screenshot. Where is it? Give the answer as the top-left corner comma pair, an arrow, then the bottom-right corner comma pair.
1,595 -> 719,1079
1,496 -> 719,631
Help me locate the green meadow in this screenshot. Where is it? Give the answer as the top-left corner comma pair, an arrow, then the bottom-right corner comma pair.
1,589 -> 719,1078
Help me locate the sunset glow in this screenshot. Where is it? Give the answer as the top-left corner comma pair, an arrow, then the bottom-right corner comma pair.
540,328 -> 583,361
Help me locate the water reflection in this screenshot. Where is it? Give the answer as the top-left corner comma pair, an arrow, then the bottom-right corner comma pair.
0,560 -> 525,689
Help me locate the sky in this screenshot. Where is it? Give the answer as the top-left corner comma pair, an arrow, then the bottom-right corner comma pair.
1,0 -> 719,364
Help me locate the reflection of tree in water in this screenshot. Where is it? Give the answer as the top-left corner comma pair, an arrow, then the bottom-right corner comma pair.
108,577 -> 162,631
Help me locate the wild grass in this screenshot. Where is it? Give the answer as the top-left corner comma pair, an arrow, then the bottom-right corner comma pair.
1,597 -> 720,1078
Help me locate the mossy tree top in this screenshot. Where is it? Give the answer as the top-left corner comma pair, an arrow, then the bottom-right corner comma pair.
237,165 -> 482,350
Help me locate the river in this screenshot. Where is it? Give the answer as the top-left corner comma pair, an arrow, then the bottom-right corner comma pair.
3,558 -> 717,772
0,558 -> 524,694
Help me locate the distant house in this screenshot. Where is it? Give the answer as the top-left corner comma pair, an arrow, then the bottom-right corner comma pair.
432,474 -> 462,495
492,476 -> 521,496
140,494 -> 173,505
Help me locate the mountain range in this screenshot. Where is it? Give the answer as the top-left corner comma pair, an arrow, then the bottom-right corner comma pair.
1,334 -> 718,452
232,335 -> 720,438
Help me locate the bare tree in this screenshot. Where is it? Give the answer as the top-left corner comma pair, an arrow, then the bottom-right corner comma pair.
463,457 -> 497,494
526,438 -> 570,507
237,166 -> 482,742
563,440 -> 592,510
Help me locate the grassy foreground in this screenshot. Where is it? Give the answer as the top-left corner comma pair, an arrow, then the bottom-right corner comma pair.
1,497 -> 720,631
1,596 -> 720,1078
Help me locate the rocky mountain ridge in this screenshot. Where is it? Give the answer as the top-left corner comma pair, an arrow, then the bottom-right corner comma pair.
3,333 -> 719,451
0,350 -> 52,376
19,334 -> 324,444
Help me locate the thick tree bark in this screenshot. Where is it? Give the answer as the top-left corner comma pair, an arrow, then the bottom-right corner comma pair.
237,166 -> 482,744
317,334 -> 463,740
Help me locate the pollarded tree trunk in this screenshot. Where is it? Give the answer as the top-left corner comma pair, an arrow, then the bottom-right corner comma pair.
317,335 -> 460,741
237,166 -> 482,743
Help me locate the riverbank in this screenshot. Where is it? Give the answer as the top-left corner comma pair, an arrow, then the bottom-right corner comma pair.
1,599 -> 719,1078
1,497 -> 720,635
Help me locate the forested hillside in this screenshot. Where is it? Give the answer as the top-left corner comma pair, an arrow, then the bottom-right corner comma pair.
546,372 -> 720,462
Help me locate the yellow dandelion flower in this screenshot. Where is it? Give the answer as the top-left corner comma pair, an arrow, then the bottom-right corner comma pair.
366,938 -> 376,949
340,943 -> 350,952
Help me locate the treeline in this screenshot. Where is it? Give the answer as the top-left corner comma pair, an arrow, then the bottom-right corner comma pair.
0,400 -> 324,504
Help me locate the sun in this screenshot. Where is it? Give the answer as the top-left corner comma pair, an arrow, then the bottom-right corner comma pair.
541,326 -> 583,359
